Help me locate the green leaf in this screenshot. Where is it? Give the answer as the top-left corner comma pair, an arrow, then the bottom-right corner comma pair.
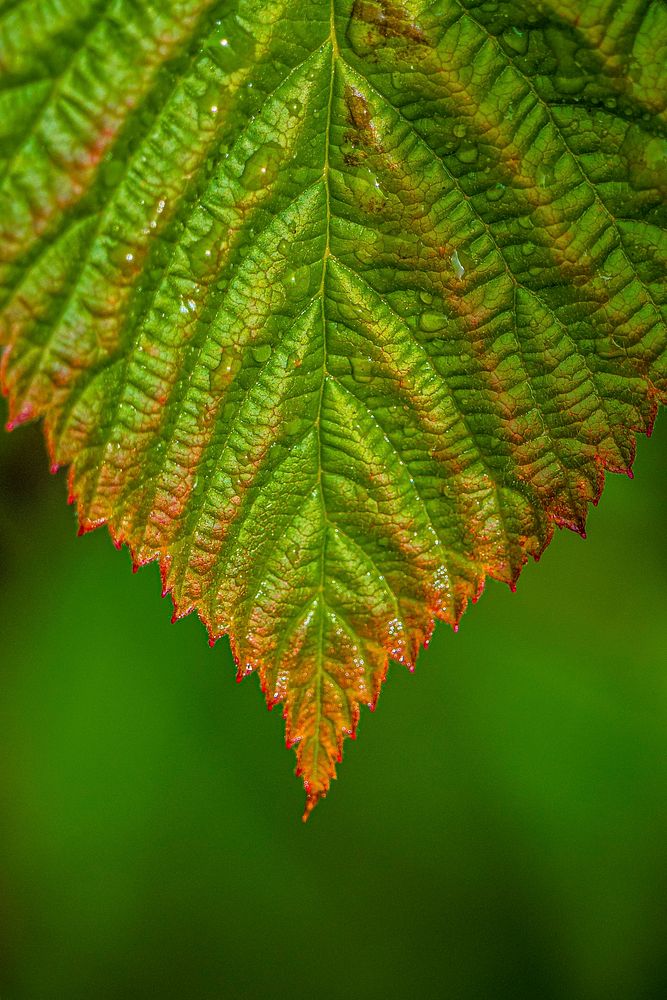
1,0 -> 666,816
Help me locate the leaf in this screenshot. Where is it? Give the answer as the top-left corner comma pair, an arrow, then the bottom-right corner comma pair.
1,0 -> 665,817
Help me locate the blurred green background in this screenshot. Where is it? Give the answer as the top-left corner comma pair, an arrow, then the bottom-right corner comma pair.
0,402 -> 665,1000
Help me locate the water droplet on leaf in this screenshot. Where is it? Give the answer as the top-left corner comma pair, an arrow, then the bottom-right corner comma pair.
252,344 -> 272,364
420,312 -> 447,333
456,144 -> 478,165
284,265 -> 312,301
450,250 -> 465,280
241,141 -> 282,191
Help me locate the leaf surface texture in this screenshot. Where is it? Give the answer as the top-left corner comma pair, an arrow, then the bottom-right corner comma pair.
1,0 -> 666,813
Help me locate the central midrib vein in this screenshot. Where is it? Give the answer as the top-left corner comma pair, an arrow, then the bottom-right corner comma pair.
309,0 -> 339,798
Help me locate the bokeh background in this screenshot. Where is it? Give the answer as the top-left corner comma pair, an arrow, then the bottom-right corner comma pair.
0,400 -> 665,1000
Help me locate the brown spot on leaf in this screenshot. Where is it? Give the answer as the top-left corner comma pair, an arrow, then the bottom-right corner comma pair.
344,85 -> 384,154
349,0 -> 429,47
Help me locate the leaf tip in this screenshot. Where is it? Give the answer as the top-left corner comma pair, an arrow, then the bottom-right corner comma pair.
302,787 -> 325,823
3,391 -> 38,432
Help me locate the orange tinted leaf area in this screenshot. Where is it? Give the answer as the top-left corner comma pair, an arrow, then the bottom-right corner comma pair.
1,0 -> 665,817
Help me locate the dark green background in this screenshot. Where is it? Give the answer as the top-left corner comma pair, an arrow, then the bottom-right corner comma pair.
0,403 -> 665,1000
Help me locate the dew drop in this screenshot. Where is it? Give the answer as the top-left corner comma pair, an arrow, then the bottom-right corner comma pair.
284,265 -> 312,301
456,144 -> 478,165
241,141 -> 282,191
450,250 -> 465,280
420,311 -> 447,333
252,344 -> 272,364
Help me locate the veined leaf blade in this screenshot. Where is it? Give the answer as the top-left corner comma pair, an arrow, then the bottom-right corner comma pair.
1,0 -> 666,814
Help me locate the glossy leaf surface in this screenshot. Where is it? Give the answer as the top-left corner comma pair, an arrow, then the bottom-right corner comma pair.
1,0 -> 666,814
